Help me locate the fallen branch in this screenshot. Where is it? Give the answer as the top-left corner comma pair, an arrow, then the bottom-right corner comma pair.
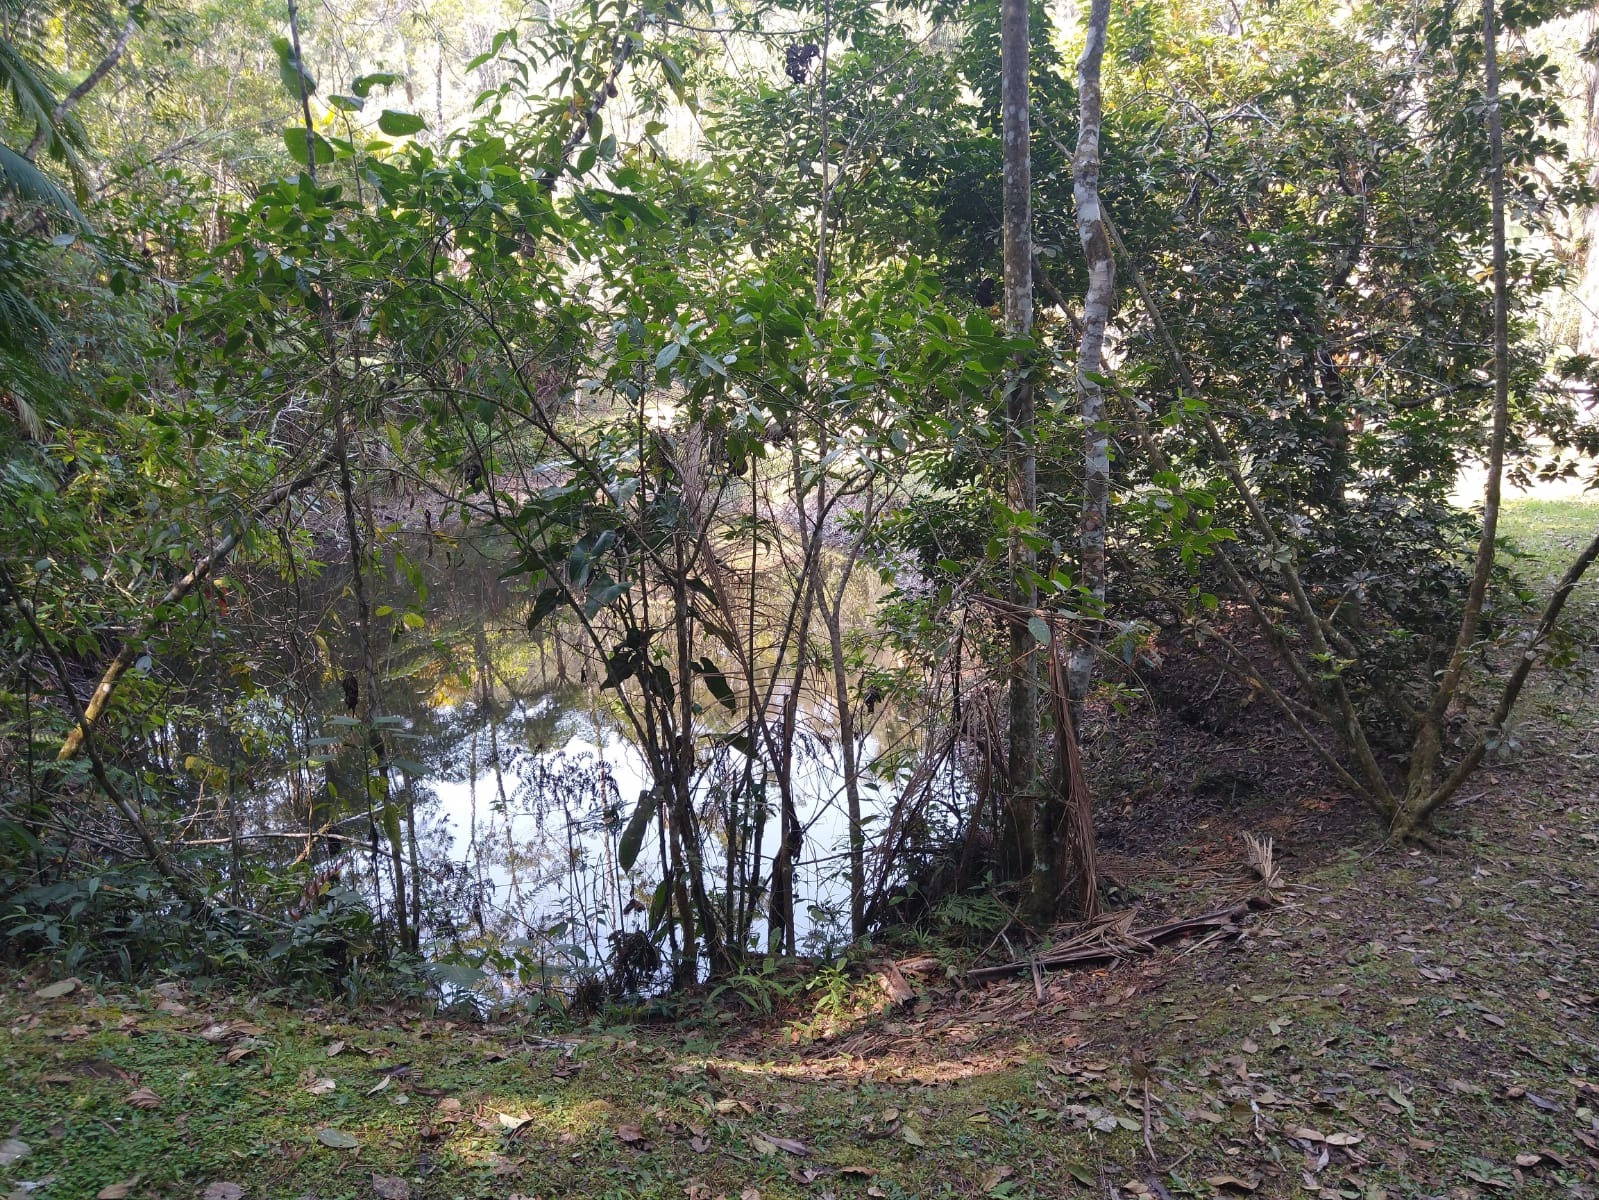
967,903 -> 1252,983
57,452 -> 337,761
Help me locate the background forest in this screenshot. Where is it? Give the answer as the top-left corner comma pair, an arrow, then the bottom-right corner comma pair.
2,0 -> 1598,1012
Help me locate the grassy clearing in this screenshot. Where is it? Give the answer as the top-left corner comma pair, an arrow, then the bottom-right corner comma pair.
3,499 -> 1597,1200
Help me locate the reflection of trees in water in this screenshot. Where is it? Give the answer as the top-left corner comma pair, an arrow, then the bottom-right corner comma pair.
155,522 -> 942,988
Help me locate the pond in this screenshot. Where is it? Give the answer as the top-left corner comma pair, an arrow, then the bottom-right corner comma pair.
190,523 -> 943,1003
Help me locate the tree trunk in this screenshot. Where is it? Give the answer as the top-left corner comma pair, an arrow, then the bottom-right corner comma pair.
1066,0 -> 1115,710
1395,0 -> 1510,834
1573,9 -> 1599,356
999,0 -> 1038,877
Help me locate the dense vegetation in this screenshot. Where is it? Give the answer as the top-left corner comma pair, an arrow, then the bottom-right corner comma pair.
1,0 -> 1596,1012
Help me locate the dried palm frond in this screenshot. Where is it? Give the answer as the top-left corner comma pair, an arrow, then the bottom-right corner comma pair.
1241,832 -> 1283,893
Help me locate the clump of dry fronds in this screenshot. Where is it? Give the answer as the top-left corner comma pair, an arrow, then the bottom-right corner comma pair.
1241,832 -> 1284,895
1047,907 -> 1148,958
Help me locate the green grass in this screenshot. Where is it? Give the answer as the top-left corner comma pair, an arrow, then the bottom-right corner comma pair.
1501,497 -> 1599,591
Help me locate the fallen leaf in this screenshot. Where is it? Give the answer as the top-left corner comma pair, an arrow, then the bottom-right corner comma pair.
34,978 -> 81,1000
1325,1132 -> 1363,1146
1205,1175 -> 1258,1192
371,1175 -> 409,1199
96,1183 -> 134,1199
840,1166 -> 878,1178
366,1076 -> 392,1096
1524,1093 -> 1560,1113
196,1023 -> 232,1043
305,1077 -> 337,1096
315,1128 -> 360,1150
1290,1128 -> 1327,1142
124,1087 -> 162,1109
981,1165 -> 1015,1190
1482,1013 -> 1507,1028
0,1139 -> 30,1166
1515,1153 -> 1542,1168
326,1040 -> 347,1058
900,1125 -> 926,1147
757,1132 -> 810,1155
201,1185 -> 244,1200
224,1043 -> 257,1065
616,1124 -> 646,1145
689,1136 -> 710,1153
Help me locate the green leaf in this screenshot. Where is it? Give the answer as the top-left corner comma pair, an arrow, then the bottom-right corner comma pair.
659,55 -> 689,105
377,109 -> 426,137
655,341 -> 681,370
328,94 -> 362,112
283,126 -> 334,166
527,587 -> 562,631
314,1128 -> 358,1150
618,791 -> 656,872
426,962 -> 487,989
584,580 -> 630,617
352,72 -> 401,99
271,36 -> 316,98
694,658 -> 738,713
647,879 -> 671,932
1027,616 -> 1052,645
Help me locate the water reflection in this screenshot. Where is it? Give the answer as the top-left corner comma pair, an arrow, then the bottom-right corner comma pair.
221,528 -> 922,999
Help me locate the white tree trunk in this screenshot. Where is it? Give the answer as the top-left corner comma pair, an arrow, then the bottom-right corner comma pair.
1067,0 -> 1115,707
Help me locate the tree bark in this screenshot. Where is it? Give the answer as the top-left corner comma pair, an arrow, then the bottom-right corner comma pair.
1066,0 -> 1115,709
1395,0 -> 1511,833
1000,0 -> 1039,875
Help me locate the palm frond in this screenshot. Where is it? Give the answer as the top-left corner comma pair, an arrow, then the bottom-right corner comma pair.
0,37 -> 91,188
0,141 -> 85,224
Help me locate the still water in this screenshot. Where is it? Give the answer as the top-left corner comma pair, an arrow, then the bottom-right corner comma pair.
224,528 -> 925,1000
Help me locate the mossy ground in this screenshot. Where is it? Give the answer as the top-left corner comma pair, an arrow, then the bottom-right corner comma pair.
3,499 -> 1596,1200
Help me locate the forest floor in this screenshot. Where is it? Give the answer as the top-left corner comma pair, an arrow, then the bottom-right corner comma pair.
2,498 -> 1597,1200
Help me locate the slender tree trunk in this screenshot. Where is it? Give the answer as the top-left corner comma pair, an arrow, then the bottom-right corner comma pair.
1395,0 -> 1510,835
1067,0 -> 1115,710
23,7 -> 136,162
999,0 -> 1038,877
1573,9 -> 1599,356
